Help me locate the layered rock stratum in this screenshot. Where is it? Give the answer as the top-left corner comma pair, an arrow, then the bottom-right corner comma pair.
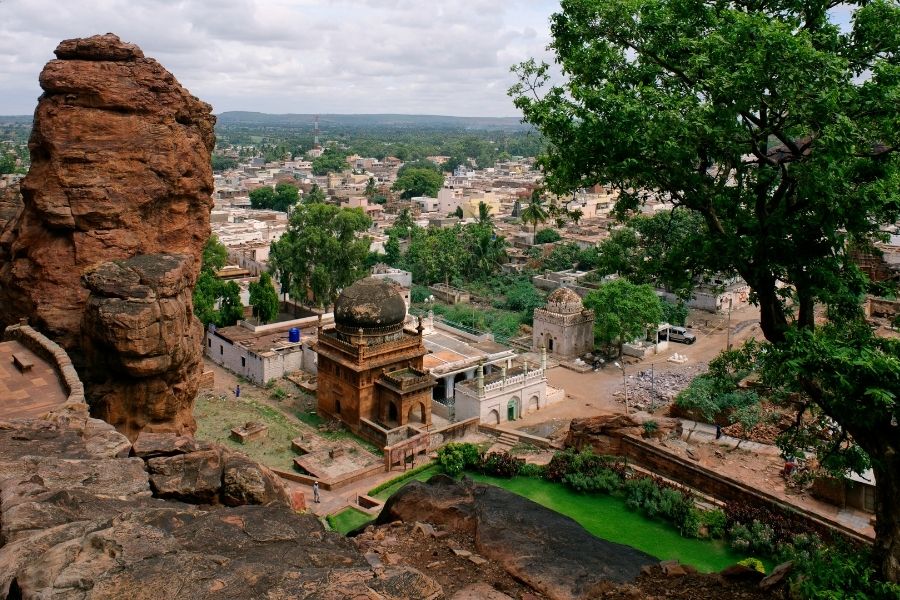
0,33 -> 214,438
0,408 -> 441,599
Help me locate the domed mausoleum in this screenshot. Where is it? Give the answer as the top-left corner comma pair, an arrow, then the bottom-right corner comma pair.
533,286 -> 595,358
314,277 -> 435,446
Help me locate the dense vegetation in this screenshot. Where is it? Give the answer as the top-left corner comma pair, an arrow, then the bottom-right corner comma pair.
512,0 -> 900,581
194,235 -> 243,328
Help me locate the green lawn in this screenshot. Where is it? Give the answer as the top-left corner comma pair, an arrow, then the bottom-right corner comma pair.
369,464 -> 442,501
466,472 -> 754,573
327,507 -> 374,534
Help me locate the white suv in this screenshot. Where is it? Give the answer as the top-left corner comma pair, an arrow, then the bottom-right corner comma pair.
664,326 -> 696,344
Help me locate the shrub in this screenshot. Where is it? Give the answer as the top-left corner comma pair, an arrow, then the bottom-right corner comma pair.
562,470 -> 622,494
701,508 -> 727,539
517,463 -> 545,478
642,420 -> 659,436
789,543 -> 900,600
271,387 -> 286,400
481,452 -> 521,478
534,228 -> 562,244
737,557 -> 766,574
411,285 -> 431,303
436,442 -> 482,476
545,448 -> 625,482
729,520 -> 776,556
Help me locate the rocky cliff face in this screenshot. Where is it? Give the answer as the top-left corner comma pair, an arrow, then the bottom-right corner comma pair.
0,409 -> 440,599
0,34 -> 214,438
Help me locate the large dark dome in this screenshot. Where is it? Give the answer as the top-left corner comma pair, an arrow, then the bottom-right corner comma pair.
334,277 -> 407,331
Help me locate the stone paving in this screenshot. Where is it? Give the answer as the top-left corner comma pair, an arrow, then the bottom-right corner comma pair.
0,340 -> 67,418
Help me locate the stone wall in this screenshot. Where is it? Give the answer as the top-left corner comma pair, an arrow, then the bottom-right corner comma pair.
3,323 -> 84,405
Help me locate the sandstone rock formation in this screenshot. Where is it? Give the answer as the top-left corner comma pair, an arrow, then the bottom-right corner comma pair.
377,475 -> 657,600
0,34 -> 214,438
565,412 -> 682,455
0,410 -> 441,599
81,254 -> 203,437
0,184 -> 21,233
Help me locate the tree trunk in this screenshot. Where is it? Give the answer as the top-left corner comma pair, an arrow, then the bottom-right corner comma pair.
751,277 -> 788,343
870,438 -> 900,583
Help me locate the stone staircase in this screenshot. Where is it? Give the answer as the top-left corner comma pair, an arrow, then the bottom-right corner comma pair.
493,432 -> 519,452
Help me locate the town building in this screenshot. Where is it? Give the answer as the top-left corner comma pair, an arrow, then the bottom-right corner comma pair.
314,277 -> 436,444
532,287 -> 595,358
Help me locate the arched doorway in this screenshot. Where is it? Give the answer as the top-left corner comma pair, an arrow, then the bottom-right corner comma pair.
433,378 -> 446,402
388,402 -> 398,423
507,397 -> 519,421
529,395 -> 539,412
335,399 -> 342,417
548,337 -> 554,352
408,402 -> 426,424
488,409 -> 500,424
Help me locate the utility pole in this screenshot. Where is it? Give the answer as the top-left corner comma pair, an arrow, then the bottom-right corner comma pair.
615,360 -> 629,414
726,296 -> 734,351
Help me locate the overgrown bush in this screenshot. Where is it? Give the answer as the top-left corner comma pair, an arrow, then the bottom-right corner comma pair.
562,470 -> 622,494
481,452 -> 522,478
411,285 -> 431,303
517,462 -> 545,478
642,420 -> 659,436
701,508 -> 727,539
545,448 -> 625,482
737,557 -> 766,574
436,442 -> 482,476
788,543 -> 900,600
534,228 -> 562,244
623,476 -> 700,537
729,520 -> 776,556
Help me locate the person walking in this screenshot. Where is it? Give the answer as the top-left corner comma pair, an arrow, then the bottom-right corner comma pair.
235,384 -> 241,398
313,481 -> 320,503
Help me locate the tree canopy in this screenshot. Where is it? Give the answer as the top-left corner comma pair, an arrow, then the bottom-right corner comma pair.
512,0 -> 900,581
583,278 -> 662,356
392,167 -> 444,199
269,203 -> 372,307
248,272 -> 280,324
194,235 -> 244,328
249,183 -> 300,212
311,149 -> 349,175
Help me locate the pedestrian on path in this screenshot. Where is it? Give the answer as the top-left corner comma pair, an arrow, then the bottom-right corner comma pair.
313,481 -> 320,503
715,424 -> 722,439
235,384 -> 241,398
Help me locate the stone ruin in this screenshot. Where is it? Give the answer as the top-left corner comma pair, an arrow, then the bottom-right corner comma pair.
0,33 -> 214,440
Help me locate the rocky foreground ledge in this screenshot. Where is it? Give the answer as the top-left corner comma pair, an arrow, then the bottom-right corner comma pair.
0,408 -> 438,599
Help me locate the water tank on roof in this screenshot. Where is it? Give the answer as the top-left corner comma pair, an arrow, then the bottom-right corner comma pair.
288,328 -> 300,343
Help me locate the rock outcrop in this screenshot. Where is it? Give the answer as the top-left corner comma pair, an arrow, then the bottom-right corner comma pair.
0,34 -> 214,438
378,475 -> 657,600
0,410 -> 441,599
81,254 -> 203,438
565,412 -> 682,455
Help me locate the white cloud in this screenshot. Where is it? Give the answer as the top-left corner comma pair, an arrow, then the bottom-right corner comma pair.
0,0 -> 560,116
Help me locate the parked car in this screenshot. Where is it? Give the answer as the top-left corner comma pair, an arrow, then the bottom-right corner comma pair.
663,326 -> 696,344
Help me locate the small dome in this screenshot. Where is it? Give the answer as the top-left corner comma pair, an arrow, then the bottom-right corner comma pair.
334,277 -> 407,331
546,286 -> 583,314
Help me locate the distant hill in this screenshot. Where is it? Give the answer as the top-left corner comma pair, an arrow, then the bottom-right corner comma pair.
0,115 -> 33,125
215,112 -> 530,131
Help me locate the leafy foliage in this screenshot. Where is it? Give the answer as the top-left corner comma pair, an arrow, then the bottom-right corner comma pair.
249,182 -> 300,212
583,279 -> 662,355
201,235 -> 228,272
481,452 -> 522,478
269,203 -> 371,307
435,442 -> 483,476
534,228 -> 561,244
392,167 -> 444,199
248,272 -> 280,324
311,149 -> 349,175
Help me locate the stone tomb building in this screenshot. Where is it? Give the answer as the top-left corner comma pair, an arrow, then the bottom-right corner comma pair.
314,277 -> 435,444
532,287 -> 595,358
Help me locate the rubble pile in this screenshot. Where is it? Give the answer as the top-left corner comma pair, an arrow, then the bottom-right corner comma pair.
612,362 -> 708,412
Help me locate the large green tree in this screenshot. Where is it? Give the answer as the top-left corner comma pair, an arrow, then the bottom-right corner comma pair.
194,236 -> 245,328
248,272 -> 280,324
583,278 -> 662,357
269,204 -> 371,307
392,167 -> 444,199
311,149 -> 349,175
512,0 -> 900,580
249,183 -> 300,212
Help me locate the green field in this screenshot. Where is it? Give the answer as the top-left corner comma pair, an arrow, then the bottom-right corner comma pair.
327,507 -> 374,534
467,472 -> 753,573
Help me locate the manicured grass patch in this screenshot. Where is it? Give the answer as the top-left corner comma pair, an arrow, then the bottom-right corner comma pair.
369,464 -> 441,501
327,507 -> 373,535
466,472 -> 752,573
194,395 -> 302,471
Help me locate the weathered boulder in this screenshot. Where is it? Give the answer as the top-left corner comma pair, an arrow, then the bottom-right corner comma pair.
131,431 -> 206,458
0,33 -> 214,439
0,184 -> 21,233
565,412 -> 682,454
0,414 -> 441,599
378,474 -> 477,534
378,476 -> 657,600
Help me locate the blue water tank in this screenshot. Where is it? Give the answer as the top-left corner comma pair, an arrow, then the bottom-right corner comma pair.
288,328 -> 301,343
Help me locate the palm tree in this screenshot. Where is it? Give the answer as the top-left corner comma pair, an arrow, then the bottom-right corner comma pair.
477,201 -> 492,225
364,177 -> 377,199
469,226 -> 508,277
521,189 -> 549,236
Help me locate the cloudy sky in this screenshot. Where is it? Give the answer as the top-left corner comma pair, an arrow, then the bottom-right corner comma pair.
0,0 -> 560,117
